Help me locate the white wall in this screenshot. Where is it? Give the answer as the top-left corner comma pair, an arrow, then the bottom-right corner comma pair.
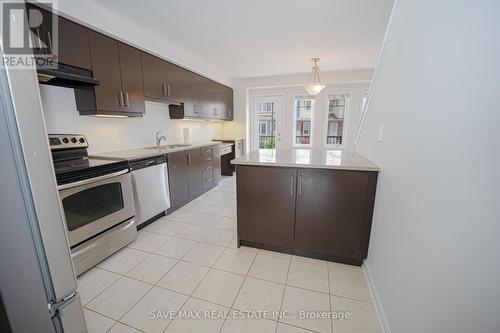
356,1 -> 500,332
39,85 -> 223,154
230,69 -> 373,150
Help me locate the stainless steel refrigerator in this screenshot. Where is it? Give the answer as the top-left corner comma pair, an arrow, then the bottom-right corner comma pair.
0,33 -> 87,332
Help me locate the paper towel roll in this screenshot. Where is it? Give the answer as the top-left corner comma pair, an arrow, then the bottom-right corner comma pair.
182,128 -> 191,143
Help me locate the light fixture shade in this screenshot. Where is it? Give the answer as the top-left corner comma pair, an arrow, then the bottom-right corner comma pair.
304,58 -> 325,96
304,83 -> 325,96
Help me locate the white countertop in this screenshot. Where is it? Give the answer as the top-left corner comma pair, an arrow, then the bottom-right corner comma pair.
91,141 -> 222,161
231,149 -> 379,171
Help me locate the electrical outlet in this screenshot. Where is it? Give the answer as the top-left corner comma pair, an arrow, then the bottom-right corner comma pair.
378,126 -> 383,143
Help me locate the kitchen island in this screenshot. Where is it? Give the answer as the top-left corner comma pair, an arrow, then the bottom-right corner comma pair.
232,149 -> 379,265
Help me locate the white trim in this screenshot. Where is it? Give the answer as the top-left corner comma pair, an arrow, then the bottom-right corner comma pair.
250,94 -> 284,151
355,0 -> 400,145
363,261 -> 392,333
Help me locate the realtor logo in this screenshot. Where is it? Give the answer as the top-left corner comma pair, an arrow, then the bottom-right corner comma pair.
1,1 -> 58,68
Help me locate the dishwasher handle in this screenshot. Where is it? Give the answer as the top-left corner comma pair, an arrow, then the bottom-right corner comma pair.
129,155 -> 167,171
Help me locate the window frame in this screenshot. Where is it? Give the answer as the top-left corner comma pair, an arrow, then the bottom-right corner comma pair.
292,95 -> 315,148
325,89 -> 351,148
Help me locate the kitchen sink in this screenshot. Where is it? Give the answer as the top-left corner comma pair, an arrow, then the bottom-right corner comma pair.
146,144 -> 192,151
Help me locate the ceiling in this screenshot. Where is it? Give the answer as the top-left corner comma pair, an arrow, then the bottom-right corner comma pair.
90,0 -> 394,78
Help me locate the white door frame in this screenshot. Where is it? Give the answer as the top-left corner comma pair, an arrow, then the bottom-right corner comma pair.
250,94 -> 284,151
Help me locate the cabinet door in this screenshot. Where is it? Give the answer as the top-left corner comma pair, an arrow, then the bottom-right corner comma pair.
237,166 -> 297,251
163,61 -> 185,103
88,32 -> 123,111
141,53 -> 167,100
183,72 -> 203,118
118,43 -> 145,114
26,4 -> 52,56
294,169 -> 373,260
167,152 -> 189,208
225,88 -> 234,120
200,79 -> 216,118
187,149 -> 203,199
57,16 -> 91,69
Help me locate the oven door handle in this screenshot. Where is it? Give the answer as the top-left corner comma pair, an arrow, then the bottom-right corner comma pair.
57,169 -> 129,191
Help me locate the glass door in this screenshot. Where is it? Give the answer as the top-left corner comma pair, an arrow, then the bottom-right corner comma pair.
251,95 -> 283,151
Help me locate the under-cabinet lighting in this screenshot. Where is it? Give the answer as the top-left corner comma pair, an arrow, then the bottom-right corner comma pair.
93,114 -> 129,118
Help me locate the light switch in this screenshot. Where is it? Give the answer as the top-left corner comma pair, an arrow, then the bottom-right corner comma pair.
378,126 -> 383,143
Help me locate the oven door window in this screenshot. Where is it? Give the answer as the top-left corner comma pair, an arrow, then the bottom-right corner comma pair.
62,182 -> 124,231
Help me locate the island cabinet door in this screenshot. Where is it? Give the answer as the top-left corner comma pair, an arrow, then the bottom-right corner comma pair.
236,166 -> 297,252
293,169 -> 376,262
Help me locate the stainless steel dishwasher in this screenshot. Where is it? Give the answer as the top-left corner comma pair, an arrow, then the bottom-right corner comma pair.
129,155 -> 171,228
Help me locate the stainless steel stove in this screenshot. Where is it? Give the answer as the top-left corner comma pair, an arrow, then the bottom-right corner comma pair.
49,134 -> 137,276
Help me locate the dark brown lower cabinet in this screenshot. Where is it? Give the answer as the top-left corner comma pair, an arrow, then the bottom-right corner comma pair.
187,149 -> 203,199
167,151 -> 190,208
294,169 -> 378,263
237,166 -> 297,252
236,165 -> 378,265
167,146 -> 220,212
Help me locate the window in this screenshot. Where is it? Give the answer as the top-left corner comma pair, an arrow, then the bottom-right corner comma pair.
259,102 -> 273,114
259,122 -> 268,135
294,97 -> 314,146
326,92 -> 349,146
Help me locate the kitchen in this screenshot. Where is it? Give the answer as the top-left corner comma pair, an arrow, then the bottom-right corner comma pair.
1,1 -> 499,333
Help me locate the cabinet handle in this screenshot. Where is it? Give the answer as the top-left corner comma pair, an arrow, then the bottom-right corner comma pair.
205,166 -> 212,170
298,175 -> 303,195
290,175 -> 295,195
46,32 -> 53,53
167,84 -> 171,96
162,83 -> 166,96
187,154 -> 191,166
204,178 -> 212,182
124,92 -> 130,107
118,91 -> 124,106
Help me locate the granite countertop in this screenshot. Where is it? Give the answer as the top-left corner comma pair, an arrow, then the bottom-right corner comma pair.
231,149 -> 379,171
91,141 -> 222,161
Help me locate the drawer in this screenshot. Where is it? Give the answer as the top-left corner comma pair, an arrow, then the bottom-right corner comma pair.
203,176 -> 214,190
202,148 -> 214,159
203,165 -> 214,179
219,146 -> 232,156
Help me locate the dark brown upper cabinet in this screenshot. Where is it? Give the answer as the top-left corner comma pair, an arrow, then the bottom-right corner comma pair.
26,4 -> 52,56
75,32 -> 145,116
29,4 -> 233,119
57,16 -> 91,70
141,53 -> 184,104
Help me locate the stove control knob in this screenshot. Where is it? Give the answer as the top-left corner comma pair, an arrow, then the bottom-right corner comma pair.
79,138 -> 85,143
62,137 -> 69,144
71,138 -> 77,143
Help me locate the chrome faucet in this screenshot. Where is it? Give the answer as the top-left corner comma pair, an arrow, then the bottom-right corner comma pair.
155,130 -> 167,147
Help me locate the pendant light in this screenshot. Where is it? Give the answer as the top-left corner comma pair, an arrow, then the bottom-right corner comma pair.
304,58 -> 325,96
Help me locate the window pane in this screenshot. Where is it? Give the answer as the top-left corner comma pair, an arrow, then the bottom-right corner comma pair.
294,97 -> 314,145
327,93 -> 349,145
258,101 -> 276,148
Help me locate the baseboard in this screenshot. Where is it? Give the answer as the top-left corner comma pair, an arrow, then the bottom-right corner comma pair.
363,261 -> 391,333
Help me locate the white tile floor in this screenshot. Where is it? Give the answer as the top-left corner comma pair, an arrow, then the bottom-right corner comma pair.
78,176 -> 381,333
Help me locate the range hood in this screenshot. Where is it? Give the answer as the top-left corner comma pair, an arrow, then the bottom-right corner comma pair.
37,63 -> 100,88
